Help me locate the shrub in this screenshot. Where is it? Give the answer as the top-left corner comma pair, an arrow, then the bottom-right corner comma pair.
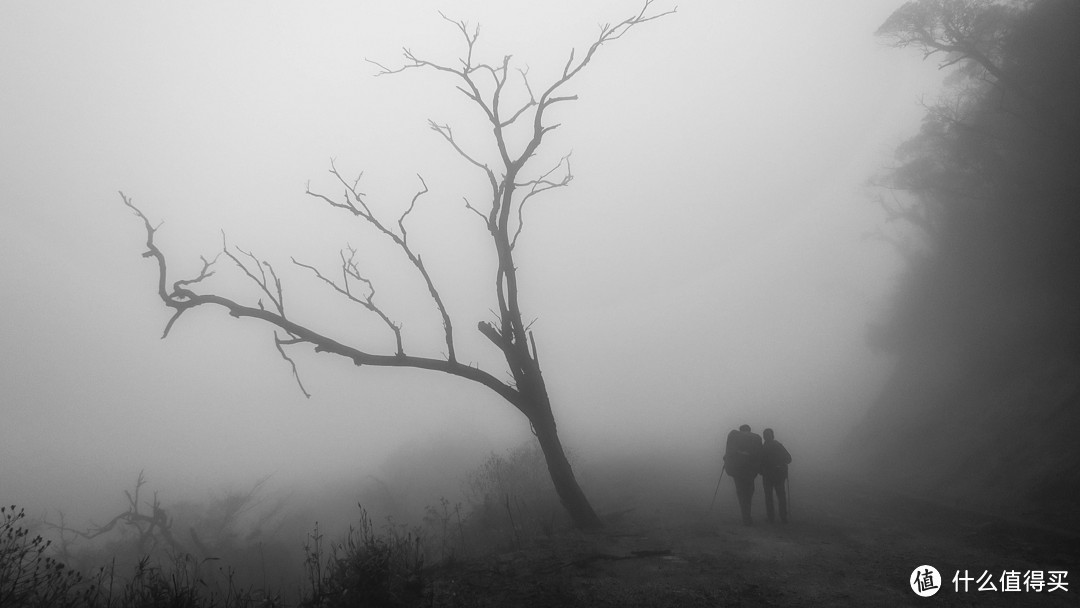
301,506 -> 424,608
461,440 -> 563,548
0,504 -> 90,608
2,503 -> 281,608
421,497 -> 465,565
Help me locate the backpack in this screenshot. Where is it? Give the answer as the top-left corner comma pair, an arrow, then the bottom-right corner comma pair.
724,429 -> 762,478
761,439 -> 792,479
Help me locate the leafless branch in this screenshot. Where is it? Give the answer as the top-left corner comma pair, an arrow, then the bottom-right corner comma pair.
428,121 -> 502,209
428,122 -> 485,173
172,254 -> 219,297
158,253 -> 219,338
123,196 -> 531,409
275,332 -> 311,398
373,1 -> 673,175
398,174 -> 429,248
308,167 -> 457,361
292,249 -> 405,356
124,1 -> 672,425
554,0 -> 676,85
123,193 -> 173,303
439,11 -> 480,70
511,152 -> 573,249
220,234 -> 285,316
45,471 -> 186,556
500,68 -> 537,128
462,196 -> 490,227
125,470 -> 146,513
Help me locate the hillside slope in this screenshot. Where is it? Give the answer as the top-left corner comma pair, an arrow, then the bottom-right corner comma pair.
846,353 -> 1080,532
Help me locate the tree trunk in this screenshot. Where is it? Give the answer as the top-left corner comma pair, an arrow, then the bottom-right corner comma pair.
528,398 -> 603,529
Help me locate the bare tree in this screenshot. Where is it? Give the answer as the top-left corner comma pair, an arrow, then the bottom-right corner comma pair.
123,2 -> 674,529
45,472 -> 187,558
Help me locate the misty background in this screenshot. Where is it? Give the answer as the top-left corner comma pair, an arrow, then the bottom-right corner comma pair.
1,1 -> 944,527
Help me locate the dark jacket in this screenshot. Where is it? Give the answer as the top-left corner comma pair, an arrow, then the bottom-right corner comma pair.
724,429 -> 763,479
761,438 -> 792,480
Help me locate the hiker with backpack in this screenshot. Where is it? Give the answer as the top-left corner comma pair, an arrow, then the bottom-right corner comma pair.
761,427 -> 793,524
723,424 -> 763,525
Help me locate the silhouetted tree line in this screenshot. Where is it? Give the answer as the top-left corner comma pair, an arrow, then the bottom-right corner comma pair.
872,0 -> 1080,373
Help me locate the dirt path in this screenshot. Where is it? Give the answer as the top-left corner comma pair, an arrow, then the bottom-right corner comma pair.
674,474 -> 1078,606
427,473 -> 1078,606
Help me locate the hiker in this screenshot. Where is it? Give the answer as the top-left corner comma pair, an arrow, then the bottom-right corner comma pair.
761,428 -> 792,524
724,424 -> 762,525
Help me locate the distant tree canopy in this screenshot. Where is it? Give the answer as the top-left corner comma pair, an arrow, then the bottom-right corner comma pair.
872,0 -> 1080,370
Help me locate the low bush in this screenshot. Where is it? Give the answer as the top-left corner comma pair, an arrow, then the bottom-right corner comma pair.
461,440 -> 564,549
1,439 -> 578,607
301,507 -> 423,608
1,505 -> 89,608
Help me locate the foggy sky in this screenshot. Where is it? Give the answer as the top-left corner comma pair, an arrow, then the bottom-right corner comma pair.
0,1 -> 944,520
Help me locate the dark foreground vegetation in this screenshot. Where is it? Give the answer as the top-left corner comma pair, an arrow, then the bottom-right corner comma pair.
4,449 -> 1078,608
1,442 -> 574,608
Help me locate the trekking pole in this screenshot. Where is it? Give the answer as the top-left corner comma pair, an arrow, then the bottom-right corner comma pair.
708,465 -> 726,512
786,474 -> 792,519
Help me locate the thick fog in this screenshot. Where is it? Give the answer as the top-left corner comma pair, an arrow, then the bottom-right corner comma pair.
1,1 -> 943,526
